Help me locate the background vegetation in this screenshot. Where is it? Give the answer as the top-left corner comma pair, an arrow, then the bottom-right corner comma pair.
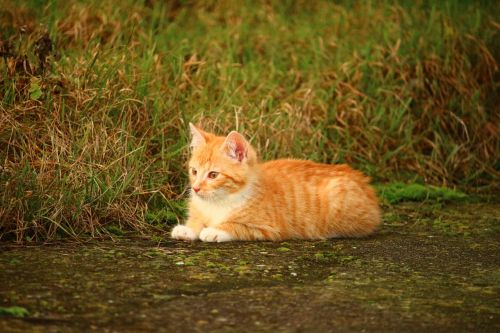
1,0 -> 498,242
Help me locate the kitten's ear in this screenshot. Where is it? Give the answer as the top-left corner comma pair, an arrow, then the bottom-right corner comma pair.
223,131 -> 248,162
189,123 -> 206,149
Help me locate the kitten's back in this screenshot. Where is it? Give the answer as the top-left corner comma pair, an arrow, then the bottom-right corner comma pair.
256,159 -> 380,239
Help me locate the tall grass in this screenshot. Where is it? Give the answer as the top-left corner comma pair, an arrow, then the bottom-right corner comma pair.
0,0 -> 498,242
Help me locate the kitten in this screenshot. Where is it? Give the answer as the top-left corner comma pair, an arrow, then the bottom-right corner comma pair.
171,123 -> 381,242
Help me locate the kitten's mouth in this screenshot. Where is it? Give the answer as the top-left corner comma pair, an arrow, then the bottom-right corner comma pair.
193,190 -> 221,202
193,190 -> 208,199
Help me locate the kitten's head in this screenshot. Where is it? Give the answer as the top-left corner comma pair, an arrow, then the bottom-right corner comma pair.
187,123 -> 257,201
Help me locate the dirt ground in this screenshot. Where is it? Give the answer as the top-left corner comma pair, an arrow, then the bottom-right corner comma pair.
1,201 -> 499,332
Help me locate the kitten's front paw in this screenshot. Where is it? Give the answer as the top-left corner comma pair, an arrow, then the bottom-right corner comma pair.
199,227 -> 233,243
171,225 -> 198,241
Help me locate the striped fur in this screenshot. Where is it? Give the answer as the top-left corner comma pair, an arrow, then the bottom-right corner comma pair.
171,124 -> 381,242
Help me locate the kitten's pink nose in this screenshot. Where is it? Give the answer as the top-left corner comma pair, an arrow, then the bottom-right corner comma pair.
193,187 -> 200,193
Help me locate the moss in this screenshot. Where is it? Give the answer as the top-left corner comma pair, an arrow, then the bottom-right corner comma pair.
277,247 -> 291,252
0,306 -> 29,317
376,183 -> 467,204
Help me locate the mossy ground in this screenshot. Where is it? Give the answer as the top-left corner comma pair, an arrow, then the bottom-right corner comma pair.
1,201 -> 499,332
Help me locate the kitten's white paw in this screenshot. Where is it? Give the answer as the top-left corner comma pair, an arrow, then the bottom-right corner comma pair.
171,225 -> 198,241
199,227 -> 233,243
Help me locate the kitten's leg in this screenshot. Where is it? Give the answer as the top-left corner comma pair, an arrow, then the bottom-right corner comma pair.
171,218 -> 205,241
199,226 -> 234,243
200,222 -> 277,242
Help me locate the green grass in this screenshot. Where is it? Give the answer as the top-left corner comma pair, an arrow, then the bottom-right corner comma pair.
0,0 -> 498,241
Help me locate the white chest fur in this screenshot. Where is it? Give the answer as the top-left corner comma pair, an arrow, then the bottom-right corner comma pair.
191,185 -> 254,227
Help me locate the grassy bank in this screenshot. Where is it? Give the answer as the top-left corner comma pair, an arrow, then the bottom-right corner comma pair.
1,0 -> 498,241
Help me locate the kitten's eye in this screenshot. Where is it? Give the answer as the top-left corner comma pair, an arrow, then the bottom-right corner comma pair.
191,168 -> 197,176
207,171 -> 219,179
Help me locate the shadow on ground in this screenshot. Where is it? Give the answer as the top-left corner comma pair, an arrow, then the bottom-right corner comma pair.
1,202 -> 499,332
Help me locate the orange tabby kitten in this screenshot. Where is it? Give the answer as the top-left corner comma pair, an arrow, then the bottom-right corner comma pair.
171,123 -> 381,242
